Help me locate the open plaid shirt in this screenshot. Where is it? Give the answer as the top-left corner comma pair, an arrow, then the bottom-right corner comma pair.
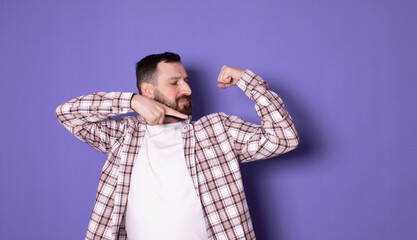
56,70 -> 299,240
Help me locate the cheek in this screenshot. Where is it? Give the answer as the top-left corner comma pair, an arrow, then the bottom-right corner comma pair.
166,88 -> 180,98
159,86 -> 177,98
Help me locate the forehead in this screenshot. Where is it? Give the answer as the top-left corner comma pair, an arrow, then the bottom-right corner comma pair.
156,62 -> 187,80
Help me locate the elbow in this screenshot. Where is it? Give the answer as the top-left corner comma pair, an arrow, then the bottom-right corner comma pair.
55,104 -> 63,122
273,129 -> 299,155
261,133 -> 299,158
55,105 -> 62,118
285,129 -> 299,152
285,125 -> 299,149
288,135 -> 300,152
55,103 -> 72,128
55,104 -> 67,124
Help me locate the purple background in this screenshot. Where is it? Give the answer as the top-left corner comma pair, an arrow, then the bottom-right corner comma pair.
1,0 -> 416,239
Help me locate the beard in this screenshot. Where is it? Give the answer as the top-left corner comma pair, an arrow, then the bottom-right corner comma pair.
154,89 -> 193,116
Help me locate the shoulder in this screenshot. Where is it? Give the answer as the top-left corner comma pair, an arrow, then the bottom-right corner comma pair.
192,112 -> 245,129
193,112 -> 227,124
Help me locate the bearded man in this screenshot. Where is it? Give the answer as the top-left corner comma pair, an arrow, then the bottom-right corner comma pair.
56,52 -> 299,240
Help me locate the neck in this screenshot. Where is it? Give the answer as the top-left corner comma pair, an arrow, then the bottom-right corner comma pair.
163,115 -> 182,124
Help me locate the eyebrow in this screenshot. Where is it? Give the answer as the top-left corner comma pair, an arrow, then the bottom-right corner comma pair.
167,76 -> 189,81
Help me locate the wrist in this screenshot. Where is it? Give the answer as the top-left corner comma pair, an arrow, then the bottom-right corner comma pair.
130,93 -> 141,110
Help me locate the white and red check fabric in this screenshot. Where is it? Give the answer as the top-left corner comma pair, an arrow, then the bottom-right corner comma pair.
56,70 -> 299,240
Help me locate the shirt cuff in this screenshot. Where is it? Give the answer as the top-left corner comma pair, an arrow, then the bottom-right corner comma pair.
111,92 -> 135,114
236,69 -> 266,100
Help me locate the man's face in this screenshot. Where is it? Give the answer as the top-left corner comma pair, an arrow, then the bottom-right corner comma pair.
153,61 -> 192,115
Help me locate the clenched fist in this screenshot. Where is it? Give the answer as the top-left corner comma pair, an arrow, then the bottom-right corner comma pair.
217,65 -> 244,89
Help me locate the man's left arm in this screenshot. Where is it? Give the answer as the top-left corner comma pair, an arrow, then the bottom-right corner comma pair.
218,66 -> 299,163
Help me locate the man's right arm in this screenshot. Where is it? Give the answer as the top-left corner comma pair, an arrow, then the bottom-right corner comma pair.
56,92 -> 135,155
56,92 -> 188,154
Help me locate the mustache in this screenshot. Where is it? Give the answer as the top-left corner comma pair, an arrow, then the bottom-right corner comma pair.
176,95 -> 192,102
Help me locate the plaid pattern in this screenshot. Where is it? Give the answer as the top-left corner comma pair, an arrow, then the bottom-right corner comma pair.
56,70 -> 299,240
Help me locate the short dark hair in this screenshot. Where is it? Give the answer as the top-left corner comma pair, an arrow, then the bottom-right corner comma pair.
136,52 -> 181,94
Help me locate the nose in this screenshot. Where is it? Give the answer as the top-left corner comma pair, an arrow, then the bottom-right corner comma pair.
181,82 -> 192,96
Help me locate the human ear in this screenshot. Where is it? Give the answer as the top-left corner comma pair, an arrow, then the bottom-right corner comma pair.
140,83 -> 155,99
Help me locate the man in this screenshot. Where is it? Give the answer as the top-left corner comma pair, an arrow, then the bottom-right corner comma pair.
56,52 -> 299,240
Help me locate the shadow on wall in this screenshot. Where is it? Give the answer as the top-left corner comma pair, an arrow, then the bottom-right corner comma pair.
241,74 -> 323,240
186,66 -> 210,120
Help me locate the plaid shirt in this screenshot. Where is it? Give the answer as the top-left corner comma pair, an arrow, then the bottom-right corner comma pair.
56,70 -> 299,240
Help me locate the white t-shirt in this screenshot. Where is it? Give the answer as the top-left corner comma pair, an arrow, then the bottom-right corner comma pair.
125,121 -> 208,240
